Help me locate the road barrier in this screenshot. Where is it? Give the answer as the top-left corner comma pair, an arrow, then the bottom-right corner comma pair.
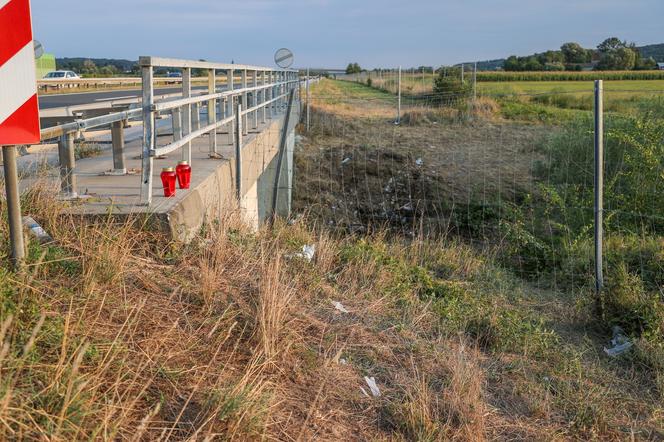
37,76 -> 209,92
40,56 -> 299,205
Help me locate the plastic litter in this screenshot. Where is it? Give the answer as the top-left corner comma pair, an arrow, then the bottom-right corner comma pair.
331,301 -> 349,313
604,326 -> 633,357
22,216 -> 53,244
364,376 -> 381,397
341,157 -> 351,165
287,244 -> 316,262
415,158 -> 423,166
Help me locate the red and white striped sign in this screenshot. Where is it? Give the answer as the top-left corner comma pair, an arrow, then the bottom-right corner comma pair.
0,0 -> 40,145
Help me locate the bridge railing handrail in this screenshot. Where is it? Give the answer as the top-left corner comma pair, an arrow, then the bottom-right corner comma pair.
139,56 -> 299,205
44,56 -> 299,203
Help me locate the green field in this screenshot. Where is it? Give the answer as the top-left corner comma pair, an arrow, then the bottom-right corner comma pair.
478,79 -> 664,95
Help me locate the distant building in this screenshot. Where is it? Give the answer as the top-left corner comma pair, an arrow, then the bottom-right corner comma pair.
35,53 -> 56,78
658,62 -> 664,70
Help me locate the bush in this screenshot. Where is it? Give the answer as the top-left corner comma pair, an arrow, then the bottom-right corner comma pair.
433,74 -> 471,106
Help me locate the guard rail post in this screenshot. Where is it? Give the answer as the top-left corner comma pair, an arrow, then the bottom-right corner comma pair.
58,132 -> 77,198
208,68 -> 218,156
252,70 -> 258,130
182,67 -> 192,163
140,63 -> 155,205
227,68 -> 235,145
235,102 -> 243,201
111,120 -> 127,174
241,70 -> 248,136
261,71 -> 267,124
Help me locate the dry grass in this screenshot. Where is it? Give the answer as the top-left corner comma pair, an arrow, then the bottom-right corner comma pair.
298,80 -> 547,236
0,182 -> 498,441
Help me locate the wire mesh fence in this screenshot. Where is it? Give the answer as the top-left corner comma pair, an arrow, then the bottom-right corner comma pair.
295,72 -> 663,347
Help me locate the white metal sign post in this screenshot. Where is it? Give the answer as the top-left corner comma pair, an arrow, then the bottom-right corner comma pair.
0,0 -> 41,268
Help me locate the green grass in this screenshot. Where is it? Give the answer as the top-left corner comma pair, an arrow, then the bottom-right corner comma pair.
478,79 -> 664,96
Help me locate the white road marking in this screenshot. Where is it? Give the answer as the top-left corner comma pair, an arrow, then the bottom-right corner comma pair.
94,96 -> 135,102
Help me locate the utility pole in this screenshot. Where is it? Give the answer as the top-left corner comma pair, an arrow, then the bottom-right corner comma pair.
461,64 -> 464,83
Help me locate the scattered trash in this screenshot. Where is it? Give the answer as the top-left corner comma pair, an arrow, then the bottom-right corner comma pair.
400,202 -> 413,212
23,216 -> 53,244
286,244 -> 316,262
364,376 -> 381,397
331,301 -> 349,313
415,158 -> 423,166
604,326 -> 633,357
341,157 -> 352,165
339,358 -> 347,365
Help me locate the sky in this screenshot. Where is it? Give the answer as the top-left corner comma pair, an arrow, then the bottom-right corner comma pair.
30,0 -> 664,68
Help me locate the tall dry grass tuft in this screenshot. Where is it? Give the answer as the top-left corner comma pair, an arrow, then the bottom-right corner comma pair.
389,343 -> 486,442
255,255 -> 295,361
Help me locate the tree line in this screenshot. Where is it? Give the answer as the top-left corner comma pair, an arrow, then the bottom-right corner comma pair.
504,38 -> 658,71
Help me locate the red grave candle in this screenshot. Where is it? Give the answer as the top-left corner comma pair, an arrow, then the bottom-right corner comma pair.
176,161 -> 191,189
161,167 -> 177,197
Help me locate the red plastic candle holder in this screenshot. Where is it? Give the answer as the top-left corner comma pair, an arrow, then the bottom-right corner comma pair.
161,167 -> 177,197
176,161 -> 192,189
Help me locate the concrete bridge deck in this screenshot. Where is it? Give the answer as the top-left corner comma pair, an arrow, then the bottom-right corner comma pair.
23,108 -> 298,240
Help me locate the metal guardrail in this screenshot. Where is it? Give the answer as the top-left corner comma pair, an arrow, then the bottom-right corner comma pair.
43,56 -> 299,204
37,76 -> 208,92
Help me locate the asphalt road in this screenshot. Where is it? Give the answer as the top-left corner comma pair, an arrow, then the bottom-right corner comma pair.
38,86 -> 206,109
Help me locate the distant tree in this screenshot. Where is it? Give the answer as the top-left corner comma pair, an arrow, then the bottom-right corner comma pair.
82,59 -> 97,75
598,37 -> 625,53
544,62 -> 565,71
596,38 -> 637,70
524,56 -> 543,71
635,56 -> 658,70
504,56 -> 522,71
561,42 -> 590,64
345,63 -> 362,74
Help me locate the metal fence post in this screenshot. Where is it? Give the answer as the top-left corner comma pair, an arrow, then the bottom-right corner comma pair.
182,67 -> 192,163
594,80 -> 604,298
58,133 -> 77,197
140,65 -> 155,205
473,62 -> 477,101
235,103 -> 243,201
208,68 -> 218,156
2,145 -> 25,269
396,66 -> 401,124
306,68 -> 310,132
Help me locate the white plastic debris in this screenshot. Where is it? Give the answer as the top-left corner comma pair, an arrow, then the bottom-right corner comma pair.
364,376 -> 381,397
23,216 -> 53,244
292,244 -> 315,261
285,244 -> 316,262
339,358 -> 347,365
604,326 -> 633,357
415,158 -> 423,166
341,157 -> 351,165
331,301 -> 349,313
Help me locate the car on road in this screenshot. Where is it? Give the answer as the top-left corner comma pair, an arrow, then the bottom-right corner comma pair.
43,70 -> 80,79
